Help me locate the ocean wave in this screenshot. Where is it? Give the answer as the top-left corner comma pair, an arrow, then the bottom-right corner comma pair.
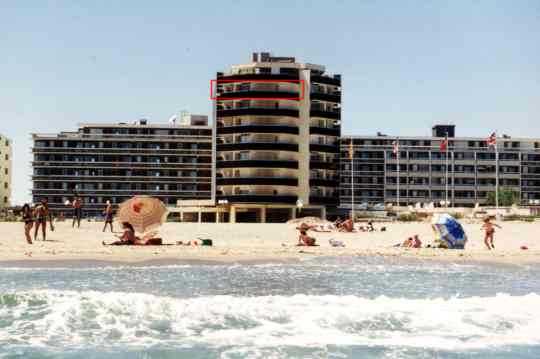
1,290 -> 540,351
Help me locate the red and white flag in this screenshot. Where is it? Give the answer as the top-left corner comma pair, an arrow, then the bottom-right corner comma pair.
440,135 -> 448,152
486,132 -> 497,148
392,139 -> 399,155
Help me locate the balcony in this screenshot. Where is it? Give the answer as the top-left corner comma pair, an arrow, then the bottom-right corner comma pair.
217,159 -> 299,169
310,109 -> 341,120
309,178 -> 339,187
311,75 -> 341,86
217,194 -> 298,204
310,126 -> 340,137
217,90 -> 300,100
218,125 -> 299,136
310,160 -> 338,170
217,142 -> 299,152
310,143 -> 339,153
309,195 -> 339,206
217,107 -> 300,118
217,177 -> 298,186
31,161 -> 210,169
310,91 -> 341,103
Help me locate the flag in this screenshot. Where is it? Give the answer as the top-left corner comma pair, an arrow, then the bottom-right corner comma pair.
392,139 -> 399,155
349,140 -> 354,160
440,134 -> 448,152
486,132 -> 496,148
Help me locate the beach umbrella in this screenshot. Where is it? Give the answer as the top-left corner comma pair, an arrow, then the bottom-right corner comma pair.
117,196 -> 168,233
431,213 -> 467,249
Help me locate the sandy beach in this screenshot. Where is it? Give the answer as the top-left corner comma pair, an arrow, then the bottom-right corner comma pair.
0,219 -> 539,266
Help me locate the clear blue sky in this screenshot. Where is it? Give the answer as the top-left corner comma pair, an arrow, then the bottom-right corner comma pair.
1,0 -> 539,204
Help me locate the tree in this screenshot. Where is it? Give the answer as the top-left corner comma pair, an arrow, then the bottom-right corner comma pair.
486,187 -> 520,206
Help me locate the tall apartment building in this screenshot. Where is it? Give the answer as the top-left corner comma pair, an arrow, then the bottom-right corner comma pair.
214,52 -> 341,222
32,118 -> 213,216
0,134 -> 12,208
340,125 -> 540,208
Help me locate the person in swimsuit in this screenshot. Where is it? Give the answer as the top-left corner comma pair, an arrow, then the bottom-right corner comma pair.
72,197 -> 83,228
22,203 -> 34,244
34,198 -> 54,241
481,216 -> 501,250
102,201 -> 114,233
103,222 -> 137,245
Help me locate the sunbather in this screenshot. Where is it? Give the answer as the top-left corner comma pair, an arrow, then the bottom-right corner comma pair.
103,222 -> 136,245
339,218 -> 355,232
297,230 -> 317,246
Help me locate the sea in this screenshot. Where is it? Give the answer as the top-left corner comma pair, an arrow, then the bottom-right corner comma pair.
1,257 -> 539,359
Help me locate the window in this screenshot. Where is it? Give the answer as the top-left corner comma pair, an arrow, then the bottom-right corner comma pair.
4,168 -> 7,175
4,182 -> 8,189
4,154 -> 8,160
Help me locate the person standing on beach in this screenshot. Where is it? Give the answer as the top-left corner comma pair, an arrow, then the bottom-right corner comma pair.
72,197 -> 83,228
22,204 -> 34,244
481,216 -> 501,250
34,198 -> 54,241
102,200 -> 114,232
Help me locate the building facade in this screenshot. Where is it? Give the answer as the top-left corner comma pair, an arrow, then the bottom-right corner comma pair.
213,52 -> 341,222
32,118 -> 213,216
0,134 -> 12,208
340,125 -> 540,208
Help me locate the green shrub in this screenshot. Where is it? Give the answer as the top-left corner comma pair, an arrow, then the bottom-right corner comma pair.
448,212 -> 464,220
502,214 -> 536,222
397,213 -> 419,222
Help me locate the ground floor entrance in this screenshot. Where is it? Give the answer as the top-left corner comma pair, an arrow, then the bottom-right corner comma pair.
171,204 -> 326,223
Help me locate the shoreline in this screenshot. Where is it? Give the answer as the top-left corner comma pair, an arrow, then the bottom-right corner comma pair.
0,248 -> 538,268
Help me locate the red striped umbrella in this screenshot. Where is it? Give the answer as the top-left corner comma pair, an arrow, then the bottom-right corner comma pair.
117,196 -> 168,234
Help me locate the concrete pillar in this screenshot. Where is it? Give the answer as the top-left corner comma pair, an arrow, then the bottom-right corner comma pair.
290,207 -> 297,220
321,207 -> 327,220
216,209 -> 220,223
180,211 -> 184,222
260,207 -> 266,223
230,207 -> 236,223
198,211 -> 202,223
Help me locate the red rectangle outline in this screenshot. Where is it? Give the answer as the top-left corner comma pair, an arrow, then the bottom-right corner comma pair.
210,79 -> 304,101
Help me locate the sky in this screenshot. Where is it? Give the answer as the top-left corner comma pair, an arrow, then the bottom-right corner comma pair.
1,0 -> 539,205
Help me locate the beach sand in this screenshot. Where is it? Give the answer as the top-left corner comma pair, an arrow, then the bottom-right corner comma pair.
0,220 -> 539,266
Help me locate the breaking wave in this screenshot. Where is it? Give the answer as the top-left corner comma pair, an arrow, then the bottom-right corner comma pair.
1,290 -> 540,351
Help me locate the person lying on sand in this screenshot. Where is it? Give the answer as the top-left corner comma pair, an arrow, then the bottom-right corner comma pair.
394,237 -> 413,248
393,235 -> 422,248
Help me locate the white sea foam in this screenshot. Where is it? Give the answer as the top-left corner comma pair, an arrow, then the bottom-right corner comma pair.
1,290 -> 540,351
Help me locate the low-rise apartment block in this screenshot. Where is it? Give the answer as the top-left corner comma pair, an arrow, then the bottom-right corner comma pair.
32,118 -> 213,216
340,125 -> 540,208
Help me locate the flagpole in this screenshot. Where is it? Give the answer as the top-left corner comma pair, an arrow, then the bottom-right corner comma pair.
495,136 -> 499,210
445,133 -> 449,208
396,140 -> 400,208
351,141 -> 355,221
